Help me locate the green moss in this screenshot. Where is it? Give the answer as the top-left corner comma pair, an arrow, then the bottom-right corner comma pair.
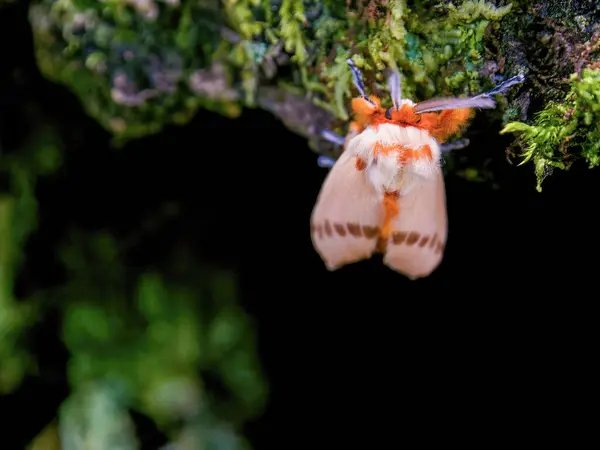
28,0 -> 517,142
279,0 -> 309,63
501,68 -> 600,191
254,0 -> 514,138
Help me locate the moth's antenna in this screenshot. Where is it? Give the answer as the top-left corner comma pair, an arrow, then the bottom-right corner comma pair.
321,129 -> 345,146
388,70 -> 402,111
478,74 -> 526,98
414,74 -> 526,114
346,58 -> 368,99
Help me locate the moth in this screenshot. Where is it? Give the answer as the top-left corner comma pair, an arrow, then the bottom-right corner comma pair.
311,59 -> 524,279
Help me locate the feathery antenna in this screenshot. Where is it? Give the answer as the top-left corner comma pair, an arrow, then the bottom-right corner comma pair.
346,58 -> 368,99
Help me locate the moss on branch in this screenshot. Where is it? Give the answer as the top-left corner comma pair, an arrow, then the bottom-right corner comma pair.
28,0 -> 514,137
502,68 -> 600,191
25,0 -> 600,187
497,0 -> 600,189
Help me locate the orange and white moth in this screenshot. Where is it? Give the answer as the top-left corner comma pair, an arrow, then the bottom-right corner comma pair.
311,59 -> 524,279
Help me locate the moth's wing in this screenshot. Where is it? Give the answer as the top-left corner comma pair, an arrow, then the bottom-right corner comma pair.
311,149 -> 383,270
383,169 -> 448,279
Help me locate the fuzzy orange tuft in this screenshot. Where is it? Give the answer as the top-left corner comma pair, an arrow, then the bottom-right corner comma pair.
351,97 -> 378,116
351,96 -> 385,127
368,96 -> 382,108
390,104 -> 420,124
422,108 -> 473,143
349,121 -> 364,135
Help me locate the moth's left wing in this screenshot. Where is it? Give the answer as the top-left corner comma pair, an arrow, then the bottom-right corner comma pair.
383,169 -> 448,279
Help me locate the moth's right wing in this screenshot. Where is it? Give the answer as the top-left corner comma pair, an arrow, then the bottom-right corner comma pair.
383,168 -> 448,279
311,149 -> 383,270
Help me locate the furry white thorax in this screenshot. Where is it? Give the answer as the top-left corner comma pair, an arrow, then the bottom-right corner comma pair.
346,121 -> 441,195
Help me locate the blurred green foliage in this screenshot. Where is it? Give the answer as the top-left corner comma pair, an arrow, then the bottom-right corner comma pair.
53,237 -> 264,449
0,195 -> 35,394
0,122 -> 63,394
55,233 -> 266,433
0,111 -> 266,447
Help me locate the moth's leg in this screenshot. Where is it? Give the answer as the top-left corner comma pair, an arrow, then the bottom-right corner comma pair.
316,130 -> 344,169
317,156 -> 336,168
440,138 -> 470,153
321,129 -> 345,146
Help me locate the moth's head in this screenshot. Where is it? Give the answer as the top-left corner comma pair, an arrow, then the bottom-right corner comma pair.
350,96 -> 422,130
348,77 -> 477,142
